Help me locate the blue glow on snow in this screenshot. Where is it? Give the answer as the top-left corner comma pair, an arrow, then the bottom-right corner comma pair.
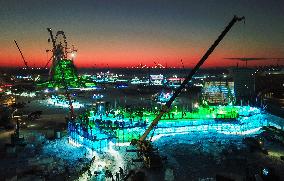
47,95 -> 84,108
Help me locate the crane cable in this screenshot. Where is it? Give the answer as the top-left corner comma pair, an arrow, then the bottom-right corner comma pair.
241,18 -> 247,67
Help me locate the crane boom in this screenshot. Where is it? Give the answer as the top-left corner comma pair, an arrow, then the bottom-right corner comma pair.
180,59 -> 185,69
139,15 -> 245,142
14,40 -> 29,68
47,28 -> 56,49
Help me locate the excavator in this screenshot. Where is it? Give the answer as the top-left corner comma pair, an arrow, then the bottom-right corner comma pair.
130,15 -> 245,169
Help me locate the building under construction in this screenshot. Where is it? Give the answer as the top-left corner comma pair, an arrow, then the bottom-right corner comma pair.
37,29 -> 95,89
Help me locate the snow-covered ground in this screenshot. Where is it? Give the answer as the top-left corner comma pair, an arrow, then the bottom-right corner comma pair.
41,137 -> 92,178
42,137 -> 93,163
42,137 -> 135,181
154,132 -> 245,180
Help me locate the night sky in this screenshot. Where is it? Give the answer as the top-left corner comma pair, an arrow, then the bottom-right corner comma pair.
0,0 -> 283,68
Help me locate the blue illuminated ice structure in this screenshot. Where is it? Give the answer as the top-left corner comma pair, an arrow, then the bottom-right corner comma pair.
47,95 -> 84,109
67,106 -> 284,151
68,121 -> 115,152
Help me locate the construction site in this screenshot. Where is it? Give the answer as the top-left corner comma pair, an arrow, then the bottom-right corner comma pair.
1,14 -> 284,181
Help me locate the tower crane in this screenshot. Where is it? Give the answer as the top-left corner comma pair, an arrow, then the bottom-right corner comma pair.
180,59 -> 185,69
130,15 -> 245,168
224,57 -> 284,68
14,40 -> 29,69
47,28 -> 75,120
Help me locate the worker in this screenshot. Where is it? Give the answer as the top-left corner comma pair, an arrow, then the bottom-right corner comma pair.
119,167 -> 124,178
115,172 -> 119,181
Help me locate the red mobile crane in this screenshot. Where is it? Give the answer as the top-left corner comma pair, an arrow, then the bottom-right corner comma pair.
130,15 -> 245,168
